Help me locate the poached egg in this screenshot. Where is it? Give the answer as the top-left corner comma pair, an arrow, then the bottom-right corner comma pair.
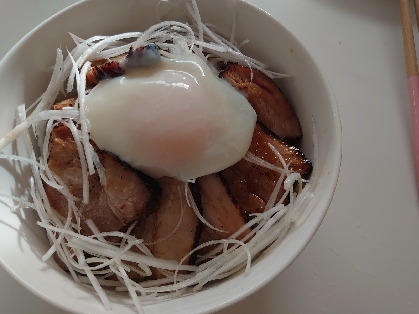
84,52 -> 256,181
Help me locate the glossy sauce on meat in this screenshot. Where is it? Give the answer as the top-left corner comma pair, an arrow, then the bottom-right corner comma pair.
220,123 -> 312,215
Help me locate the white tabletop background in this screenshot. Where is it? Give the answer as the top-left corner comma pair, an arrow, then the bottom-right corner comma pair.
1,0 -> 418,313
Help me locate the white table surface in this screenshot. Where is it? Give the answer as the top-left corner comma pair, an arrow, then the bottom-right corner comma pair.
1,0 -> 419,313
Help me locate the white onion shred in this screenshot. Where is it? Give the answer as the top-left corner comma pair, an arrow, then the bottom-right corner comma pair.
0,1 -> 313,313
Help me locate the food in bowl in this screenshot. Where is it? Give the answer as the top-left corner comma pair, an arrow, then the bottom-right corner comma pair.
0,1 -> 342,312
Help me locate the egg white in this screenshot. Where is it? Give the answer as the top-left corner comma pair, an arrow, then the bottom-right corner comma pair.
84,52 -> 256,181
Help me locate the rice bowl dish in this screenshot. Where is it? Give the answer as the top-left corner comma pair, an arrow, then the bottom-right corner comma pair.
0,0 -> 341,313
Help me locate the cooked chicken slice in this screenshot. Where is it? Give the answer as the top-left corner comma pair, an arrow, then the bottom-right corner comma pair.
153,177 -> 201,277
196,173 -> 251,255
86,57 -> 125,88
220,123 -> 312,214
131,177 -> 202,279
45,124 -> 161,235
85,44 -> 160,88
219,63 -> 302,143
110,212 -> 157,282
133,211 -> 157,246
220,166 -> 266,214
52,97 -> 76,110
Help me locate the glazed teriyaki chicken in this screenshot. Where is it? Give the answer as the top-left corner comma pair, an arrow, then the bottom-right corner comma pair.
45,47 -> 312,279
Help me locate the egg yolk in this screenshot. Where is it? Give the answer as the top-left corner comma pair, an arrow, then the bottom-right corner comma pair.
84,53 -> 256,181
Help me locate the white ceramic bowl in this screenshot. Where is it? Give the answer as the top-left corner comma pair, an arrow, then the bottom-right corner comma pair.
0,0 -> 341,313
